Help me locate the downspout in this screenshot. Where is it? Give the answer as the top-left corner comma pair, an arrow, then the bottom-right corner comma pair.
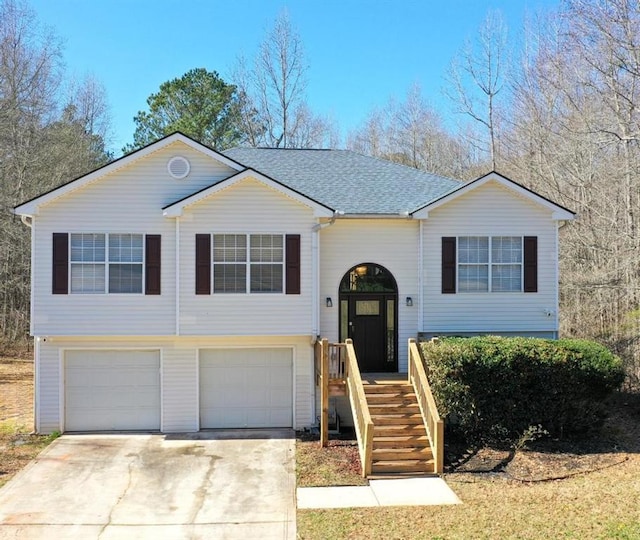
311,212 -> 340,428
311,212 -> 342,340
22,216 -> 35,336
175,217 -> 180,336
34,336 -> 40,433
20,214 -> 36,431
418,219 -> 424,334
555,221 -> 566,339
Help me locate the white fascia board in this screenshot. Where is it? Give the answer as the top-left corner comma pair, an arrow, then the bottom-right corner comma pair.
411,172 -> 576,221
13,133 -> 243,217
163,168 -> 335,218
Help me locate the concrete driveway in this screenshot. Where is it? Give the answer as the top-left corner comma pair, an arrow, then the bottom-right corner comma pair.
0,430 -> 295,539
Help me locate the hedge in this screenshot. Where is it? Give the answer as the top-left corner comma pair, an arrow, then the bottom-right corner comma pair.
420,336 -> 625,445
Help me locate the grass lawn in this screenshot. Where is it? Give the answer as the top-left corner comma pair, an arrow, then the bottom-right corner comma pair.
297,393 -> 640,539
0,356 -> 58,489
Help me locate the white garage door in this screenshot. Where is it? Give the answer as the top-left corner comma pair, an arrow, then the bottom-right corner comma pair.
65,350 -> 160,431
200,348 -> 293,429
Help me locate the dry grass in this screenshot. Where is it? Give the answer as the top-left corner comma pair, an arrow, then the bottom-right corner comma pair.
0,356 -> 57,489
297,394 -> 640,539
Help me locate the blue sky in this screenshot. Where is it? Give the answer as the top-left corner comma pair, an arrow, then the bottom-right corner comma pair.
30,0 -> 560,155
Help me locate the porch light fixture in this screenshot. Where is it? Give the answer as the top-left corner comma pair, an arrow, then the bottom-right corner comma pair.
406,296 -> 413,307
326,297 -> 333,308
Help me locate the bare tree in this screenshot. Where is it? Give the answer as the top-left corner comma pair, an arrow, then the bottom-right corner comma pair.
347,84 -> 475,178
505,0 -> 640,386
0,0 -> 110,344
234,10 -> 333,148
445,10 -> 509,170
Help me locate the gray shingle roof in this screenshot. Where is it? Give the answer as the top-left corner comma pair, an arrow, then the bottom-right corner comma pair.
223,148 -> 462,214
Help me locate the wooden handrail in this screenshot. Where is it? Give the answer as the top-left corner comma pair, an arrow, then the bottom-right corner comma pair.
344,338 -> 374,477
408,338 -> 444,474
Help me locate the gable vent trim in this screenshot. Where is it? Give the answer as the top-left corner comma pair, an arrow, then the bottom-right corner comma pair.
167,156 -> 190,179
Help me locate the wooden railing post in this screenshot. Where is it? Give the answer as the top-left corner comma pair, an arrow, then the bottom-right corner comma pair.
320,338 -> 329,447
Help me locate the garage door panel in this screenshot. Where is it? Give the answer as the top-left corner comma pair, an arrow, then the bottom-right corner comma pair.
200,348 -> 293,429
65,350 -> 160,432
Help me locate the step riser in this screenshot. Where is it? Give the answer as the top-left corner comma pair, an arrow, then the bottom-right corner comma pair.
372,463 -> 436,474
369,407 -> 420,415
373,451 -> 434,461
373,440 -> 430,449
363,387 -> 413,394
371,416 -> 423,425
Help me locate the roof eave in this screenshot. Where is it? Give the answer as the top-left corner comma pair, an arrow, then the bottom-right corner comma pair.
13,132 -> 244,216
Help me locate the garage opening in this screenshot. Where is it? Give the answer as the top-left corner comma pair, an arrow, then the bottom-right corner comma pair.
64,350 -> 161,431
199,348 -> 293,429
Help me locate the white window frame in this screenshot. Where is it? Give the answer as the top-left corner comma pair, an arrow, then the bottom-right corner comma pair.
69,233 -> 145,295
212,233 -> 285,294
457,236 -> 523,293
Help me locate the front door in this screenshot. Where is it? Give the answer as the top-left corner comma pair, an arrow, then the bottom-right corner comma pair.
338,263 -> 398,373
347,294 -> 395,372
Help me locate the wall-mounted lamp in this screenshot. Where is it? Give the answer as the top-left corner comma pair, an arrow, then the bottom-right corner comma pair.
406,297 -> 413,307
326,297 -> 333,308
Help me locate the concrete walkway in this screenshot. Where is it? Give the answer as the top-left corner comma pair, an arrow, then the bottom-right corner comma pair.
297,476 -> 461,509
0,431 -> 296,539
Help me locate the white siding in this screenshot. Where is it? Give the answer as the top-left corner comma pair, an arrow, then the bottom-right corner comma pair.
32,141 -> 236,336
293,340 -> 313,429
319,219 -> 420,372
179,177 -> 315,336
162,348 -> 198,432
422,181 -> 558,334
37,342 -> 60,434
34,336 -> 314,434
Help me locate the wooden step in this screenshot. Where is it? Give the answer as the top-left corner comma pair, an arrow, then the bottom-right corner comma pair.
371,414 -> 424,425
372,447 -> 434,461
371,459 -> 435,474
363,384 -> 413,394
369,404 -> 420,415
374,425 -> 427,437
372,435 -> 431,448
366,395 -> 417,405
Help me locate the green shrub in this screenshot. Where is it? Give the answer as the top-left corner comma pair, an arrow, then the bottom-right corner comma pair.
420,336 -> 625,445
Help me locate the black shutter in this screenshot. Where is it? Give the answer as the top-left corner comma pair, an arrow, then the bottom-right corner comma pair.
145,235 -> 161,295
442,237 -> 456,294
195,234 -> 211,295
52,233 -> 68,294
524,236 -> 538,293
285,234 -> 301,295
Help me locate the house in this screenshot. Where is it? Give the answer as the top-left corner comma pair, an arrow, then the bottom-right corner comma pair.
13,132 -> 575,437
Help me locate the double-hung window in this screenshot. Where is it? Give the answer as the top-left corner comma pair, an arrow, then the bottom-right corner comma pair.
69,233 -> 143,294
213,234 -> 284,293
458,236 -> 522,292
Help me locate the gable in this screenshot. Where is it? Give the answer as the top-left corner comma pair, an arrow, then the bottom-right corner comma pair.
428,180 -> 555,224
14,133 -> 242,217
411,172 -> 575,221
177,176 -> 320,225
163,169 -> 334,218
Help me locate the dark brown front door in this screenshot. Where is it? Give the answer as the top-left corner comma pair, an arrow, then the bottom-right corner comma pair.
343,293 -> 397,372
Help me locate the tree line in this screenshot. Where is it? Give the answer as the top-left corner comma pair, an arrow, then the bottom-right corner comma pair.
1,0 -> 638,387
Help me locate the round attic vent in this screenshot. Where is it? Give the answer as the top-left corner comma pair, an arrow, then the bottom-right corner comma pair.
167,156 -> 190,179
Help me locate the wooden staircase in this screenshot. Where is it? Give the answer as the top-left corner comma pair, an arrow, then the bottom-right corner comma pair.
363,379 -> 436,475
